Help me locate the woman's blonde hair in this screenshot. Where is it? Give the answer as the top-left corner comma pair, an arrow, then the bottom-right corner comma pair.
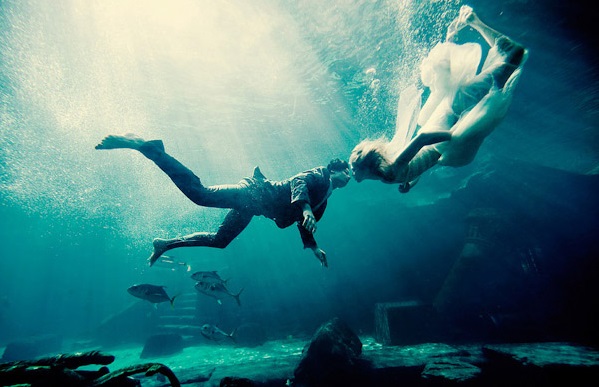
349,139 -> 395,182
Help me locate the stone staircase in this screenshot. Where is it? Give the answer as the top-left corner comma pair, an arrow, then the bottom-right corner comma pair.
155,291 -> 202,343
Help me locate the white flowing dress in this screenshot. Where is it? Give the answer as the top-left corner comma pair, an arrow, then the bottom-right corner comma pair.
389,39 -> 527,169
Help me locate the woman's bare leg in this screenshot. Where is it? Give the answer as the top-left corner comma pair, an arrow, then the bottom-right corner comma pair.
447,6 -> 526,90
446,6 -> 502,46
463,9 -> 503,47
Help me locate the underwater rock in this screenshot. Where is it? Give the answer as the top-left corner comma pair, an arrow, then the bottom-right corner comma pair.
438,161 -> 599,344
422,359 -> 482,383
220,376 -> 256,386
94,301 -> 160,346
293,317 -> 372,387
141,333 -> 185,358
1,334 -> 62,362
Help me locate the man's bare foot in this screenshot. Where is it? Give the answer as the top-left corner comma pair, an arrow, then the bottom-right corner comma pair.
95,134 -> 146,150
446,5 -> 474,41
148,238 -> 169,266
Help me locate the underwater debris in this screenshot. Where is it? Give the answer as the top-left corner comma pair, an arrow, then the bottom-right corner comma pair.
0,350 -> 181,386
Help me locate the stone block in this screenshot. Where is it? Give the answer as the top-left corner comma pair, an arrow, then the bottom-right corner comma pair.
375,301 -> 434,346
140,333 -> 184,358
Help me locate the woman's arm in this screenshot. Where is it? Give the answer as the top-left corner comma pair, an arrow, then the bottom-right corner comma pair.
391,131 -> 451,167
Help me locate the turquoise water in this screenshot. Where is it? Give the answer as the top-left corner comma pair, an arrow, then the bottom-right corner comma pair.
1,0 -> 598,370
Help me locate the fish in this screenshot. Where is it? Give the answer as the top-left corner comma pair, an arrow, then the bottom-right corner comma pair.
190,270 -> 228,284
127,284 -> 178,307
194,280 -> 243,306
153,255 -> 191,272
200,324 -> 237,343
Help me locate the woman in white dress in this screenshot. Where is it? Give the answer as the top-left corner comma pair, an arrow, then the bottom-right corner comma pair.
349,5 -> 528,192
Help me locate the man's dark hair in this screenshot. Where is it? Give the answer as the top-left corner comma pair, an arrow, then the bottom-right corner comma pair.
327,158 -> 349,172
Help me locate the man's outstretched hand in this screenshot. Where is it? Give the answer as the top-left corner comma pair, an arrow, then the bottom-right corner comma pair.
302,209 -> 317,234
313,247 -> 328,268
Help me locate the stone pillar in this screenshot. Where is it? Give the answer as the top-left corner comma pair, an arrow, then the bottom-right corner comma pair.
374,300 -> 433,345
433,208 -> 507,316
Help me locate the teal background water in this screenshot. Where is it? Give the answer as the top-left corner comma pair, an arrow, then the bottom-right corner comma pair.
1,0 -> 597,347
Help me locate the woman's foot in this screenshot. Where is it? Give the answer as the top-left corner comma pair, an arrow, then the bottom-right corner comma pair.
446,5 -> 474,41
148,238 -> 169,266
95,134 -> 146,150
